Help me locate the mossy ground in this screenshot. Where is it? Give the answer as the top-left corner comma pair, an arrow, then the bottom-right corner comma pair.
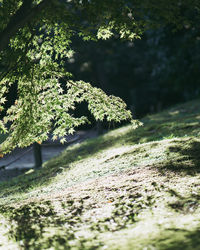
0,99 -> 200,249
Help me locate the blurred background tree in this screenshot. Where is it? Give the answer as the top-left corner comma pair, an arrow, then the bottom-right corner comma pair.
65,23 -> 200,122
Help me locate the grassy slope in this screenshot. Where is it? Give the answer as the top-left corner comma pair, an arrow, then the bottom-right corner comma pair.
0,99 -> 200,249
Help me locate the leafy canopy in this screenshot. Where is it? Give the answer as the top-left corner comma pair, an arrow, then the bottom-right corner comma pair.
0,0 -> 199,153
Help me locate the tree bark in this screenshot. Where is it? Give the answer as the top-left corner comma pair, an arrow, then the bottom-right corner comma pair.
33,142 -> 42,168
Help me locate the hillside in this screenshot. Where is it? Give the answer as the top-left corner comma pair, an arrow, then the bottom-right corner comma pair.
0,99 -> 200,249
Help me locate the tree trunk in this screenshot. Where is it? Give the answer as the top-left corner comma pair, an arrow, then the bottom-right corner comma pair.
96,120 -> 104,135
33,142 -> 42,168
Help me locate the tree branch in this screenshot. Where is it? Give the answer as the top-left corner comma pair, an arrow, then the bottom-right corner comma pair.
0,0 -> 50,52
0,26 -> 36,82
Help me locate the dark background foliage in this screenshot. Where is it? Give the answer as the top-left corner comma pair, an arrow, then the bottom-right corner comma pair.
65,24 -> 200,121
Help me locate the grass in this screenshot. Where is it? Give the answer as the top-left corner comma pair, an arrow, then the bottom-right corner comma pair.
0,99 -> 200,249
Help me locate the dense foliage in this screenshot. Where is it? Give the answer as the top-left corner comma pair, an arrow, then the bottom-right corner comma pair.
0,0 -> 200,153
66,24 -> 200,117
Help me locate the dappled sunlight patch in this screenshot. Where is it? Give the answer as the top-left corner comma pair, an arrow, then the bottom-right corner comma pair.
103,124 -> 132,136
1,136 -> 196,205
168,110 -> 180,116
0,167 -> 162,249
0,162 -> 200,249
100,182 -> 200,249
0,99 -> 200,248
103,209 -> 200,250
40,140 -> 174,195
99,146 -> 133,163
0,215 -> 19,249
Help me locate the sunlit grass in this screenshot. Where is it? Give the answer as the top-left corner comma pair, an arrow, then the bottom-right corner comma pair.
0,98 -> 200,249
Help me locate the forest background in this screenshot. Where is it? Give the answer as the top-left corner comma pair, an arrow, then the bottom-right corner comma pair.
3,17 -> 200,126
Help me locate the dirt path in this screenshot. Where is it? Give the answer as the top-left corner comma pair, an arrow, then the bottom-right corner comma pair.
0,130 -> 98,182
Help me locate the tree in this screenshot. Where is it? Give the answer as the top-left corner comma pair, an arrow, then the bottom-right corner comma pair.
0,0 -> 199,154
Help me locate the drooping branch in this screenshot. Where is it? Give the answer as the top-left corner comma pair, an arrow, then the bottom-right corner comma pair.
0,0 -> 50,52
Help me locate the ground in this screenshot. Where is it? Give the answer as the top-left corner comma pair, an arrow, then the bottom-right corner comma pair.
0,99 -> 200,249
0,130 -> 98,182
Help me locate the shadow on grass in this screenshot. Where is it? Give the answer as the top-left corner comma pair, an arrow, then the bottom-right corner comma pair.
0,168 -> 28,182
1,194 -> 200,249
0,200 -> 96,249
125,115 -> 200,145
0,190 -> 146,249
153,226 -> 200,250
157,139 -> 200,175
